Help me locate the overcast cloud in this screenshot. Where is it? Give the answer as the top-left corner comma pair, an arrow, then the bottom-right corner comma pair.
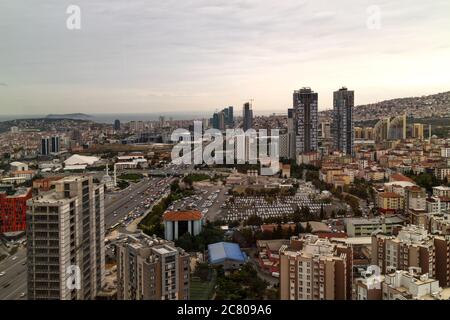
0,0 -> 449,115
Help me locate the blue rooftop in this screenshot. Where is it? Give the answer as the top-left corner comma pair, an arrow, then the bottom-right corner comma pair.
208,242 -> 247,264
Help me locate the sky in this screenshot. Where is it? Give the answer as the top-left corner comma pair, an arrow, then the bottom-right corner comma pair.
0,0 -> 450,116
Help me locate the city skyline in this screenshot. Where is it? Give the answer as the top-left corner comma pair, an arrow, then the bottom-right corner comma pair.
1,1 -> 450,115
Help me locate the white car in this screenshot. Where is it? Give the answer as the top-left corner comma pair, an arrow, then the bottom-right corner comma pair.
0,272 -> 5,277
12,256 -> 17,261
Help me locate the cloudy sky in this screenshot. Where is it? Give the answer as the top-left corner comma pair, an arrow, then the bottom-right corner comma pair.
0,0 -> 449,116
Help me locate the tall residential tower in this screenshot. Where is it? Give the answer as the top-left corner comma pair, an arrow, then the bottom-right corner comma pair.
332,87 -> 354,156
27,176 -> 105,300
293,88 -> 318,155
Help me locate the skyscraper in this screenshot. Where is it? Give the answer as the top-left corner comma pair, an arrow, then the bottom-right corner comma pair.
293,88 -> 318,155
332,87 -> 354,156
40,137 -> 50,155
51,136 -> 60,153
114,119 -> 121,131
27,176 -> 105,300
212,112 -> 220,129
243,102 -> 253,131
227,106 -> 234,126
218,111 -> 226,130
287,108 -> 296,160
116,232 -> 190,300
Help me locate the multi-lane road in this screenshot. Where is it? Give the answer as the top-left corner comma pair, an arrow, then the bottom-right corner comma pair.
0,247 -> 27,300
0,176 -> 173,300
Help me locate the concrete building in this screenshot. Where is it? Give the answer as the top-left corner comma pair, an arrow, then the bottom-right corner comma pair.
320,121 -> 331,139
376,192 -> 403,213
293,88 -> 318,155
243,102 -> 253,131
27,176 -> 105,300
441,147 -> 450,158
355,275 -> 384,300
40,137 -> 50,156
114,119 -> 121,131
332,87 -> 354,156
413,123 -> 424,140
0,187 -> 32,233
10,161 -> 28,172
279,235 -> 353,300
51,136 -> 60,153
433,186 -> 450,198
163,210 -> 203,241
279,133 -> 290,159
371,225 -> 435,277
345,215 -> 406,237
287,108 -> 296,160
115,232 -> 190,300
382,270 -> 441,300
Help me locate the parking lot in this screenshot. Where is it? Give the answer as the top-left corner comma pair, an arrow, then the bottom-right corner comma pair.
170,185 -> 228,222
223,185 -> 332,222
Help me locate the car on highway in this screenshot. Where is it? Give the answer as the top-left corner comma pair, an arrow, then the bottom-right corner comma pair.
0,272 -> 5,277
20,292 -> 26,298
12,256 -> 17,261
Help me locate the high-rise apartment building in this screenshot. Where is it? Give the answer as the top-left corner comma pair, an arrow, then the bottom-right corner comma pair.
116,232 -> 190,300
332,87 -> 354,156
287,108 -> 296,160
27,176 -> 105,300
243,102 -> 253,131
320,122 -> 331,139
114,119 -> 121,131
293,88 -> 318,155
279,235 -> 353,300
371,225 -> 435,277
413,123 -> 424,140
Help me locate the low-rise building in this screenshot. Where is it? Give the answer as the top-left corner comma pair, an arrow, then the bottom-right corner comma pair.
377,192 -> 403,213
0,187 -> 32,233
208,242 -> 247,270
345,215 -> 406,237
163,210 -> 203,241
382,270 -> 442,300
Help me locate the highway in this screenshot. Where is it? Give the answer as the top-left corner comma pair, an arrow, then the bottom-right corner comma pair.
0,176 -> 173,300
0,247 -> 27,300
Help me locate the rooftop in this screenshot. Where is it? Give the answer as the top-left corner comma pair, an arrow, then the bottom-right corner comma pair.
208,242 -> 247,264
163,210 -> 202,221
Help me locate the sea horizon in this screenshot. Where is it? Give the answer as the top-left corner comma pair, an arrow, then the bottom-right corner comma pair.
0,110 -> 291,124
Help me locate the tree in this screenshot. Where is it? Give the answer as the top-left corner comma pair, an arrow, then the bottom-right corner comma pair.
244,215 -> 263,226
305,222 -> 313,233
194,262 -> 212,281
320,204 -> 325,220
176,233 -> 194,251
272,224 -> 283,239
